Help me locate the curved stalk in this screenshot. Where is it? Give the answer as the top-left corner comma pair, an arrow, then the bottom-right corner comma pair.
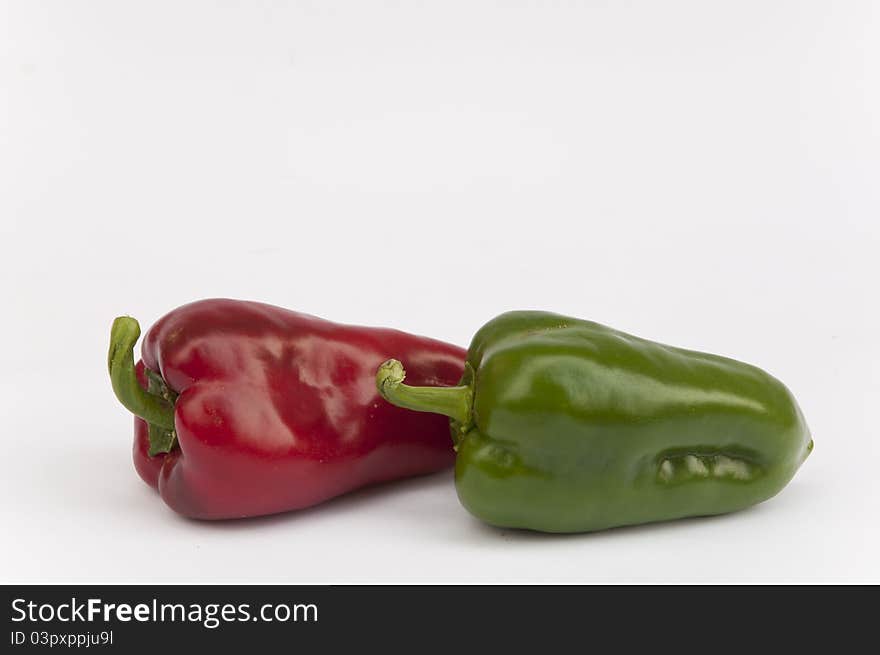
108,316 -> 175,430
376,359 -> 472,425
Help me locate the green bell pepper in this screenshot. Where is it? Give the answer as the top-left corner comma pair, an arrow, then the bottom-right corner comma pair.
376,311 -> 813,533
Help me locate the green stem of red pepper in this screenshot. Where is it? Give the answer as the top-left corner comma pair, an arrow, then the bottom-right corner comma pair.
108,316 -> 176,431
376,359 -> 473,425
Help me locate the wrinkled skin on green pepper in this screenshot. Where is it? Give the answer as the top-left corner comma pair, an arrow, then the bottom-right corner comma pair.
377,311 -> 813,533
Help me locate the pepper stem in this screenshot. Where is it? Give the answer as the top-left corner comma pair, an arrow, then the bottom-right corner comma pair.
108,316 -> 175,430
376,359 -> 472,425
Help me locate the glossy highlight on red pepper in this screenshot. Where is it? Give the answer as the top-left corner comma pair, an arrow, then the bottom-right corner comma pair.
109,299 -> 466,519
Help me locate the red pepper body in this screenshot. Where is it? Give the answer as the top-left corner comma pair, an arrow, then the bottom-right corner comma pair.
129,299 -> 465,519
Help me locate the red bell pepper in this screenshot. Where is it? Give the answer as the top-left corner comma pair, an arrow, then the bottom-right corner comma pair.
108,299 -> 465,519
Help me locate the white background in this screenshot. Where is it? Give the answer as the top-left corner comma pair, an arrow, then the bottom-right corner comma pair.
1,1 -> 877,584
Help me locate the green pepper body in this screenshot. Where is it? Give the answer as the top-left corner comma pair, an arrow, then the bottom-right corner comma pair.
378,311 -> 812,533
